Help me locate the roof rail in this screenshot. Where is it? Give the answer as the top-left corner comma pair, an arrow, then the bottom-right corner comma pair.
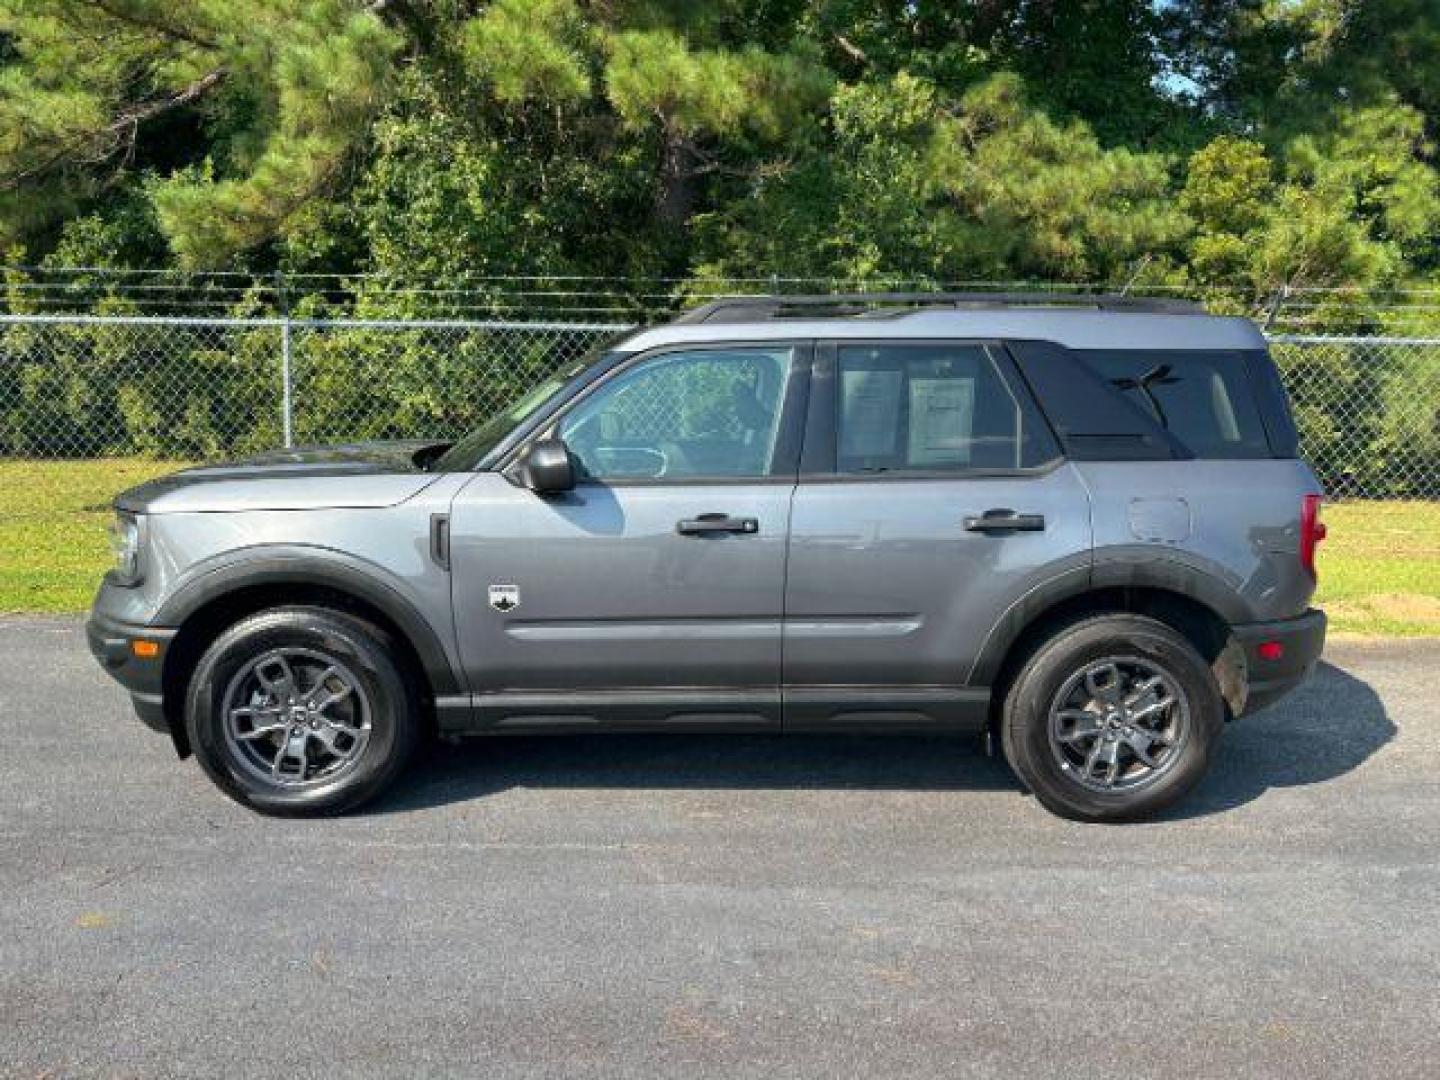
672,292 -> 1204,324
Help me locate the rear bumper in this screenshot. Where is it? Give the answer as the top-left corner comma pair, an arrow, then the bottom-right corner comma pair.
85,610 -> 176,733
1233,607 -> 1327,715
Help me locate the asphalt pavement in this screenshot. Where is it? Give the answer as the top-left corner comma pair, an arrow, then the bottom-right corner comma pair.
2,616 -> 1437,1078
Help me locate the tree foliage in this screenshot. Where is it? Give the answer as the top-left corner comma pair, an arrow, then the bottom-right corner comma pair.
0,0 -> 1434,303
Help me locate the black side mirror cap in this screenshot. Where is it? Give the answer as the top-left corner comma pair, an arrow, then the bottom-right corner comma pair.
520,437 -> 576,494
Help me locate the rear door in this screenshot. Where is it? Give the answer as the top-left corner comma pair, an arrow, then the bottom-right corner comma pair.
782,339 -> 1093,728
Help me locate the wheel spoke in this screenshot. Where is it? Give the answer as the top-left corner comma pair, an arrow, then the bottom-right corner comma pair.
310,683 -> 352,716
311,726 -> 341,755
273,729 -> 308,780
270,728 -> 292,779
1124,724 -> 1172,766
235,719 -> 287,741
1128,739 -> 1160,769
1102,741 -> 1122,785
230,704 -> 283,738
1130,696 -> 1175,723
1055,709 -> 1103,744
326,718 -> 365,739
1084,663 -> 1124,706
1123,675 -> 1164,708
255,655 -> 299,702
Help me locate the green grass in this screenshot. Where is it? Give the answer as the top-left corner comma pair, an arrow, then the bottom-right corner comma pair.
1,461 -> 1437,636
1314,501 -> 1440,637
0,459 -> 188,613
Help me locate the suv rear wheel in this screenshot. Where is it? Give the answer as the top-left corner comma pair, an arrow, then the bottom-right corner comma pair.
185,606 -> 421,816
1001,614 -> 1223,822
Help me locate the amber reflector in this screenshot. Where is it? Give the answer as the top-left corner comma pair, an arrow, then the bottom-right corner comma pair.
130,640 -> 160,659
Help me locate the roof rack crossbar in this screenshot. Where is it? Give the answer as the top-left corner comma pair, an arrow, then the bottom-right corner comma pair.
673,291 -> 1203,323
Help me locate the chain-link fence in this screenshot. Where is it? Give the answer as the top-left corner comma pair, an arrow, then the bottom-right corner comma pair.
1,314 -> 1438,498
0,315 -> 628,460
1270,336 -> 1440,499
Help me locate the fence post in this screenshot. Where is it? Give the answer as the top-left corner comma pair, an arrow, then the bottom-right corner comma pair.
1264,283 -> 1290,331
275,272 -> 294,447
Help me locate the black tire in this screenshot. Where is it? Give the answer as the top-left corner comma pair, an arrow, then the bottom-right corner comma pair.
1000,614 -> 1223,822
185,606 -> 421,816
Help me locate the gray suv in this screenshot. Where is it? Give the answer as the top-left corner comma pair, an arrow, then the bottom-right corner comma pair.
88,293 -> 1327,821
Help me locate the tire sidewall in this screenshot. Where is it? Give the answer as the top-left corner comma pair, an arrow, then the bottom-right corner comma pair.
186,608 -> 417,815
1004,616 -> 1223,822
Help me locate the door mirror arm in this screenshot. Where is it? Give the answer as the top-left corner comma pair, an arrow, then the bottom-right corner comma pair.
518,437 -> 576,495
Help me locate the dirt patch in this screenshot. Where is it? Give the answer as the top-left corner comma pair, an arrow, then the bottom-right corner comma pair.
1324,592 -> 1440,632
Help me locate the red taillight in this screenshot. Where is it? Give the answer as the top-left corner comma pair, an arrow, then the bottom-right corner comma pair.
1300,494 -> 1326,577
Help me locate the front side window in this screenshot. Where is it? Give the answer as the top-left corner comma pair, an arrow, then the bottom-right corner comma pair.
433,341 -> 624,472
557,347 -> 793,480
836,343 -> 1055,473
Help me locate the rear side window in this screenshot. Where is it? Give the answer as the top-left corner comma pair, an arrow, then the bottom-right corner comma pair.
1076,350 -> 1271,459
836,343 -> 1056,472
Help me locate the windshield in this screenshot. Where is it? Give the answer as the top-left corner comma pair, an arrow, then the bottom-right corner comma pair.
432,346 -> 622,472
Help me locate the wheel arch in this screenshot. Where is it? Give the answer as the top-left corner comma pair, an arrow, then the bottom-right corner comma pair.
975,576 -> 1246,733
157,558 -> 460,755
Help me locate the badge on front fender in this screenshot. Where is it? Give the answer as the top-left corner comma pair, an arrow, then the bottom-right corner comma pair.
488,584 -> 520,612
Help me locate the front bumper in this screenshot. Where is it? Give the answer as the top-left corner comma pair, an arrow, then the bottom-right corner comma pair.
85,610 -> 177,733
1232,607 -> 1327,715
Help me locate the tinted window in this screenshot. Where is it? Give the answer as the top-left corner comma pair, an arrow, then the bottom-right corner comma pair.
433,341 -> 623,472
558,347 -> 793,480
1243,349 -> 1300,457
1078,350 -> 1271,459
836,344 -> 1056,473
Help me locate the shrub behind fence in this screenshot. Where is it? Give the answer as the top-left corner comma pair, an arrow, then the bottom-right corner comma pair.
1,315 -> 1437,498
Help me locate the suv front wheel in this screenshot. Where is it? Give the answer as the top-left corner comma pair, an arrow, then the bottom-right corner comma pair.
1001,614 -> 1224,822
185,606 -> 422,816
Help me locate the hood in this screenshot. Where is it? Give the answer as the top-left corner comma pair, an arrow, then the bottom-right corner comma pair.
115,440 -> 452,514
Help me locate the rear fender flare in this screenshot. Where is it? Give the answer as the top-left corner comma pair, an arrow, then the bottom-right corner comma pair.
969,549 -> 1250,688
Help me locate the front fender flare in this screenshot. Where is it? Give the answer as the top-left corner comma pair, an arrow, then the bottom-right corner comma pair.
154,546 -> 462,696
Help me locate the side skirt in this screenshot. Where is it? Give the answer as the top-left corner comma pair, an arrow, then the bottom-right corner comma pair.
434,686 -> 991,736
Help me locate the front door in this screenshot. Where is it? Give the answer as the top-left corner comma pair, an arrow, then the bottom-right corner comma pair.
782,339 -> 1093,728
450,343 -> 808,730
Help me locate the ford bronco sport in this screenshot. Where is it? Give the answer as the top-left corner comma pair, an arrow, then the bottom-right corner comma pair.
88,293 -> 1327,821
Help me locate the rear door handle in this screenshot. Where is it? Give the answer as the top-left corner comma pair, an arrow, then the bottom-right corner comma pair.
676,513 -> 760,536
963,509 -> 1046,533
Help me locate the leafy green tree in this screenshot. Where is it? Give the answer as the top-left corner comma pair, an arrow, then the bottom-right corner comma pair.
0,0 -> 401,266
0,0 -> 1435,302
1180,103 -> 1440,304
694,72 -> 1185,283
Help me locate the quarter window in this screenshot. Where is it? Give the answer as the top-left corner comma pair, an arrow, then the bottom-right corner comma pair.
836,344 -> 1055,473
1077,350 -> 1271,459
558,347 -> 793,480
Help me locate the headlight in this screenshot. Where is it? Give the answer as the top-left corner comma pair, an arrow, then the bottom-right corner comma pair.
107,512 -> 142,585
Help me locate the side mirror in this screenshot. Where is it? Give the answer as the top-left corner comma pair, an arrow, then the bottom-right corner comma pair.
520,437 -> 576,495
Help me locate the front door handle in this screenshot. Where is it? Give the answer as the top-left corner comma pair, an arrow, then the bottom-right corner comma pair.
963,509 -> 1046,533
676,513 -> 760,536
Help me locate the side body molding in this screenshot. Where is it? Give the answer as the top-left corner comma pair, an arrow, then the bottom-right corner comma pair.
153,548 -> 464,696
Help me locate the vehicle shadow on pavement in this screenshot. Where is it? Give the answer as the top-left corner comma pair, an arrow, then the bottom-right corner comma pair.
367,659 -> 1392,818
368,732 -> 1019,814
1162,659 -> 1394,820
